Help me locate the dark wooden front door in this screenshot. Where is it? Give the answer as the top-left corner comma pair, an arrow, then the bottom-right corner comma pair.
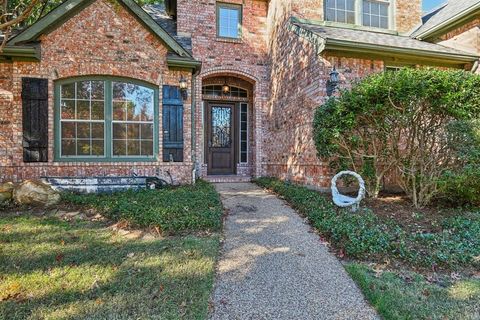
207,103 -> 236,175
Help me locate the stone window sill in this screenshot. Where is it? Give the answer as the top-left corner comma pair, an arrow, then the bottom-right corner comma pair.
216,37 -> 243,44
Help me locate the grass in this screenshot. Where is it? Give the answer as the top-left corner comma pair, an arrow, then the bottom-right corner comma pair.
1,180 -> 224,319
62,180 -> 223,235
254,177 -> 480,320
346,264 -> 480,320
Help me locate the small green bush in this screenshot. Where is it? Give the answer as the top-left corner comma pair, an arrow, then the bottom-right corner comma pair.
438,166 -> 480,206
255,177 -> 480,270
62,180 -> 223,235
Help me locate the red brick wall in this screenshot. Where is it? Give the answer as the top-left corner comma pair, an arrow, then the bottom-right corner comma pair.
176,0 -> 270,177
265,1 -> 385,187
0,0 -> 194,184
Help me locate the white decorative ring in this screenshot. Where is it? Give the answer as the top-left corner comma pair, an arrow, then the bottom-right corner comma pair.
331,171 -> 366,211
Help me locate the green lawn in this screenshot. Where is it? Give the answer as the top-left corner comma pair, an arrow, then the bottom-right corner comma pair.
0,180 -> 223,320
347,264 -> 480,320
254,177 -> 480,320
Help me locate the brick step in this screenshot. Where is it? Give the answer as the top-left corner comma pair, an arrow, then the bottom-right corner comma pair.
203,175 -> 252,183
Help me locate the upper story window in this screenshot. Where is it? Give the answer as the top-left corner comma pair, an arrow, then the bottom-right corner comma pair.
325,0 -> 356,24
363,0 -> 389,29
324,0 -> 392,30
217,2 -> 242,39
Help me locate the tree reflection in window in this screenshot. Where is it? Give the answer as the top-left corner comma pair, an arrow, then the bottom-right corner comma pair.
112,82 -> 155,157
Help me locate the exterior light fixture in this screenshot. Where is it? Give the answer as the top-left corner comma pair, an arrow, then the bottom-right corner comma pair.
179,75 -> 188,100
327,67 -> 340,97
222,78 -> 230,94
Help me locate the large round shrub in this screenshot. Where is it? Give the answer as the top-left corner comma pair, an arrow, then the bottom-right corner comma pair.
313,68 -> 480,207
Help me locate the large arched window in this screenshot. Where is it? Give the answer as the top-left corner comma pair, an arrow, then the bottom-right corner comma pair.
55,77 -> 159,161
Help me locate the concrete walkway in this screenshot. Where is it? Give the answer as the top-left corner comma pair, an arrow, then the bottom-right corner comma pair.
209,183 -> 378,320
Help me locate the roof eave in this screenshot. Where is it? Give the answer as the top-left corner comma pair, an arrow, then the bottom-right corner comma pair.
7,0 -> 193,59
415,3 -> 480,40
167,55 -> 202,73
324,39 -> 479,65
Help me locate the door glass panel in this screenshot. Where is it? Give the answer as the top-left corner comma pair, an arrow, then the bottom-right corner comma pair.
211,107 -> 232,148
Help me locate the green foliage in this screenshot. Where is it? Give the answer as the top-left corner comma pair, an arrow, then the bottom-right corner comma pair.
62,180 -> 223,235
254,177 -> 480,270
346,263 -> 480,320
313,68 -> 480,207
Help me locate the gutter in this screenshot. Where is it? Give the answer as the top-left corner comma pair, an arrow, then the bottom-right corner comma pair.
0,46 -> 40,60
288,20 -> 479,65
167,55 -> 202,73
324,38 -> 479,63
415,2 -> 480,40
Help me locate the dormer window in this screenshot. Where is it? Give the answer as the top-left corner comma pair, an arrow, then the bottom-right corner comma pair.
324,0 -> 392,30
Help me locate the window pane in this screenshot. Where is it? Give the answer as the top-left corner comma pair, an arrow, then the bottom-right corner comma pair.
326,0 -> 335,8
61,122 -> 75,139
91,101 -> 104,120
347,11 -> 355,24
346,0 -> 355,11
77,140 -> 91,156
112,81 -> 155,157
218,5 -> 241,38
61,139 -> 76,156
77,123 -> 90,139
91,81 -> 104,100
141,141 -> 154,156
91,123 -> 104,139
62,83 -> 75,99
91,140 -> 104,156
113,123 -> 127,139
363,0 -> 389,29
77,81 -> 91,100
77,100 -> 90,120
61,100 -> 75,119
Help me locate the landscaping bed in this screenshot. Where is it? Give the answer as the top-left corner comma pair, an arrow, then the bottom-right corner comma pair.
254,177 -> 480,320
0,180 -> 223,320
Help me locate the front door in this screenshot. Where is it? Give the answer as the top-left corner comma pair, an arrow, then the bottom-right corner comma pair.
207,103 -> 235,175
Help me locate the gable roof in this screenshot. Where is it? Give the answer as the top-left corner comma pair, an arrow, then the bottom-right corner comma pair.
291,18 -> 479,67
7,0 -> 193,59
143,4 -> 192,54
412,0 -> 480,39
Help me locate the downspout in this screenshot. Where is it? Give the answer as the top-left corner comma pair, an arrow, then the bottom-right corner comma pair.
191,70 -> 199,184
471,60 -> 479,73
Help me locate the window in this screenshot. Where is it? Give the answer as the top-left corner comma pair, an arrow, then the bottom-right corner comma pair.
217,3 -> 242,39
324,0 -> 392,30
56,78 -> 158,161
325,0 -> 356,24
363,0 -> 389,29
202,85 -> 248,98
239,103 -> 248,163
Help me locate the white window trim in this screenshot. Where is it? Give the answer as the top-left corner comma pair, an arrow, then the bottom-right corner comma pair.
239,102 -> 248,164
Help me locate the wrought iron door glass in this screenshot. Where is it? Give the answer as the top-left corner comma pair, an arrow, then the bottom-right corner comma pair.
211,107 -> 232,148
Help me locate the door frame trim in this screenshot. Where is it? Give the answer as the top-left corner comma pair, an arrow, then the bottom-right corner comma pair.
205,101 -> 238,175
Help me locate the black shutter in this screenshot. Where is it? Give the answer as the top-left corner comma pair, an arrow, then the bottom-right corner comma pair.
22,78 -> 48,162
162,86 -> 184,162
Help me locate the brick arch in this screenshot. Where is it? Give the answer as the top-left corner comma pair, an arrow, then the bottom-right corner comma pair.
200,67 -> 259,85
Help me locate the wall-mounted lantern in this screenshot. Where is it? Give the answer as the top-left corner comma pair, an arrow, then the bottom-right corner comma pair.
327,67 -> 340,97
179,75 -> 188,100
222,78 -> 230,94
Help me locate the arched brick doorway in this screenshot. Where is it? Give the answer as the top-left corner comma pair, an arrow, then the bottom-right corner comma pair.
200,74 -> 256,177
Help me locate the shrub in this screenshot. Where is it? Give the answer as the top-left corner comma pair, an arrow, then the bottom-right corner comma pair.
255,177 -> 480,270
62,180 -> 223,235
313,68 -> 480,207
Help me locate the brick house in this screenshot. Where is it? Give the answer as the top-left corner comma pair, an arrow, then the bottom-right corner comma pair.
0,0 -> 478,189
